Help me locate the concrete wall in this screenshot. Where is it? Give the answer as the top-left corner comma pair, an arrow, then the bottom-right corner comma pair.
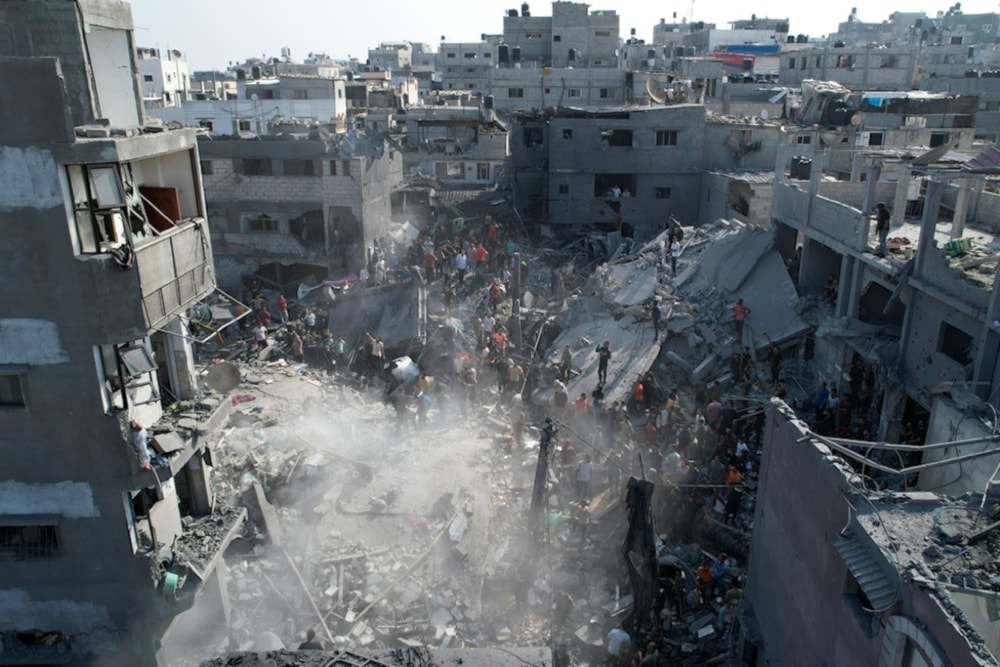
487,67 -> 627,111
919,395 -> 1000,496
750,403 -> 886,665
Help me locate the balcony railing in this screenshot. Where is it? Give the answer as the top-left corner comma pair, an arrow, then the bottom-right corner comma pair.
135,219 -> 213,330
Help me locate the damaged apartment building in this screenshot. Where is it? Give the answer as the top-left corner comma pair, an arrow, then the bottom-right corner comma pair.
199,128 -> 402,293
0,1 -> 245,664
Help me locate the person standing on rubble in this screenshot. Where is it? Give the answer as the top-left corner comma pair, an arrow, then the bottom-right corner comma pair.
130,420 -> 152,470
650,299 -> 663,341
575,454 -> 593,501
732,298 -> 750,344
766,341 -> 782,386
597,341 -> 612,385
277,292 -> 289,324
454,248 -> 468,283
872,202 -> 891,258
559,344 -> 573,381
669,234 -> 681,278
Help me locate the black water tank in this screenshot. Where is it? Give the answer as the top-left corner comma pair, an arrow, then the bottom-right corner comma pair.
236,68 -> 246,81
499,44 -> 510,64
251,65 -> 261,79
521,2 -> 530,17
508,8 -> 518,17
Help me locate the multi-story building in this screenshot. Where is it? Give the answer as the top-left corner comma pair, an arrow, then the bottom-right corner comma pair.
0,1 -> 244,665
367,42 -> 412,72
199,130 -> 403,291
511,105 -> 783,233
438,40 -> 499,93
136,47 -> 190,110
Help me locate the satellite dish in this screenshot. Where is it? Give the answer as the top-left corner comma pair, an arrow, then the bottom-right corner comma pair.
760,109 -> 770,120
850,112 -> 865,126
646,78 -> 667,105
204,362 -> 241,394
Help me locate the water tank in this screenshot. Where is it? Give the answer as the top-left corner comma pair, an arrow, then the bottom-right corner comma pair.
251,65 -> 261,79
508,8 -> 518,17
484,95 -> 495,109
499,44 -> 510,64
790,156 -> 812,180
236,68 -> 246,81
521,2 -> 530,17
513,46 -> 522,63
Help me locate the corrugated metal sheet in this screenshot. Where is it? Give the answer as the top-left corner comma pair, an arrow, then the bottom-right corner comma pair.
963,145 -> 1000,174
834,539 -> 897,610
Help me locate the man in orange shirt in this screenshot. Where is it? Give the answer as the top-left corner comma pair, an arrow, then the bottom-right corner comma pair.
732,298 -> 750,343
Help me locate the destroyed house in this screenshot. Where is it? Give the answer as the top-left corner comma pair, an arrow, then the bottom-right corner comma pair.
199,130 -> 403,288
749,403 -> 1000,666
771,136 -> 1000,499
0,1 -> 245,664
399,106 -> 509,184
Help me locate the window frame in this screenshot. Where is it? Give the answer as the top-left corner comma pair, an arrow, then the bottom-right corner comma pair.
655,129 -> 678,146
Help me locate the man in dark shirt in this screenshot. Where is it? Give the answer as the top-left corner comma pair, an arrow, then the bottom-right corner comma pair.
298,628 -> 323,650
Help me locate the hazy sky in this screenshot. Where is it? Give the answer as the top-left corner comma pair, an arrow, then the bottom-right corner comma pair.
128,0 -> 1000,71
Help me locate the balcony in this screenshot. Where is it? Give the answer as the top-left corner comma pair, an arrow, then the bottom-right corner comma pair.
135,219 -> 213,330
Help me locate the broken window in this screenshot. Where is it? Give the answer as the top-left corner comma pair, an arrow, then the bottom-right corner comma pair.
508,88 -> 525,98
939,322 -> 973,366
0,523 -> 59,561
929,132 -> 949,148
562,129 -> 573,139
198,119 -> 214,132
0,370 -> 26,408
247,214 -> 279,233
282,159 -> 322,177
67,163 -> 145,254
97,339 -> 160,412
237,158 -> 271,176
523,127 -> 543,147
836,55 -> 854,68
655,187 -> 672,199
601,129 -> 633,147
656,130 -> 678,146
868,132 -> 883,146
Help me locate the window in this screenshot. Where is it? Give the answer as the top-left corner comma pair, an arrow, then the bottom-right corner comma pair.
237,158 -> 272,176
554,35 -> 562,42
446,52 -> 457,58
656,130 -> 678,146
562,129 -> 573,139
592,59 -> 608,66
509,88 -> 525,98
868,132 -> 884,146
197,119 -> 214,132
599,88 -> 619,99
477,163 -> 490,180
796,135 -> 812,144
283,159 -> 322,177
939,322 -> 973,365
67,163 -> 133,254
526,32 -> 543,39
836,55 -> 854,68
329,160 -> 337,175
0,371 -> 25,408
595,30 -> 611,37
523,127 -> 544,146
0,524 -> 59,561
788,57 -> 796,69
484,52 -> 492,58
558,184 -> 569,194
464,52 -> 476,59
655,187 -> 672,199
342,160 -> 352,176
200,159 -> 213,175
984,24 -> 994,32
248,214 -> 279,233
237,119 -> 252,132
465,67 -> 476,73
602,129 -> 633,147
950,36 -> 963,45
929,132 -> 949,148
96,340 -> 159,412
143,74 -> 154,82
568,88 -> 581,98
294,89 -> 308,99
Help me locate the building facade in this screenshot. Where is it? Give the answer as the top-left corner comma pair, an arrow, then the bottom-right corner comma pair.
0,1 -> 243,665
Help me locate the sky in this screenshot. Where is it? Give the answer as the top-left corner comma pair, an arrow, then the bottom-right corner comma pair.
128,0 -> 1000,72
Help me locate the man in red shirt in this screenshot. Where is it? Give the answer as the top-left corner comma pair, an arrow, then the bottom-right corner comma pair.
277,293 -> 289,324
475,244 -> 489,266
424,251 -> 437,281
732,298 -> 750,343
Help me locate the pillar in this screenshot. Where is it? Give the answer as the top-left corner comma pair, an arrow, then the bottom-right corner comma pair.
891,166 -> 911,227
950,177 -> 973,240
164,316 -> 199,400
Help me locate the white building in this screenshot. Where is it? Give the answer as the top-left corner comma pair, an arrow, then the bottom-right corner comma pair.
137,47 -> 190,110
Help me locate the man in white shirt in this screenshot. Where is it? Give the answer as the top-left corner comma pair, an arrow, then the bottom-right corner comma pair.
454,250 -> 468,282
